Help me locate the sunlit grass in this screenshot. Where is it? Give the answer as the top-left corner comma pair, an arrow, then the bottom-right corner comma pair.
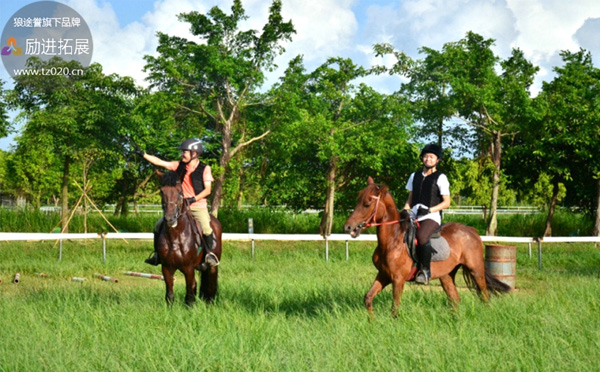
1,240 -> 599,371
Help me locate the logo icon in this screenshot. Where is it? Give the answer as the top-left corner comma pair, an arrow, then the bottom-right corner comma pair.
1,36 -> 22,56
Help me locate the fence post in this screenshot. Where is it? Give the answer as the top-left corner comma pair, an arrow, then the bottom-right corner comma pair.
248,218 -> 254,259
101,233 -> 107,263
325,238 -> 329,262
536,237 -> 543,270
59,239 -> 63,261
345,240 -> 349,260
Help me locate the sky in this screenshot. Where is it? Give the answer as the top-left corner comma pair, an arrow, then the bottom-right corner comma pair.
1,0 -> 600,150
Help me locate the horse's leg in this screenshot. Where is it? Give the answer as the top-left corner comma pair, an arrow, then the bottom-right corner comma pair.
183,267 -> 197,306
200,266 -> 219,303
365,272 -> 390,318
162,266 -> 176,306
391,277 -> 407,318
439,274 -> 460,308
464,256 -> 490,303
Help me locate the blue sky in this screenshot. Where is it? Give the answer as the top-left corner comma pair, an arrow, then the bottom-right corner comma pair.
2,0 -> 600,150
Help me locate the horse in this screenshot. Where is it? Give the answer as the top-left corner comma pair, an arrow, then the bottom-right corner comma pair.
344,177 -> 510,317
156,171 -> 222,306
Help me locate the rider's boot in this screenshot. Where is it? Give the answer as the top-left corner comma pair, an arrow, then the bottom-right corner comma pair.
144,251 -> 160,266
415,242 -> 432,285
197,233 -> 219,271
145,221 -> 163,266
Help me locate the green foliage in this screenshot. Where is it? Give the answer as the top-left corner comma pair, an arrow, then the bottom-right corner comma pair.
0,79 -> 10,138
258,56 -> 415,217
144,0 -> 296,213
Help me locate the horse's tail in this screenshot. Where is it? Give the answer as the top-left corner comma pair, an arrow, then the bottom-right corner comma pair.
484,271 -> 512,295
462,267 -> 511,296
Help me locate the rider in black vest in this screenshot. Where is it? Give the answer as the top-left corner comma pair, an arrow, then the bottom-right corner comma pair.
403,144 -> 451,285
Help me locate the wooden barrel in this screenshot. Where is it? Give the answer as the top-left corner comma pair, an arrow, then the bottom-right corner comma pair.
485,244 -> 516,288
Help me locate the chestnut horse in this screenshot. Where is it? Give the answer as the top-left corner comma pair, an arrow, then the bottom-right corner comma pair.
344,177 -> 510,316
156,171 -> 222,306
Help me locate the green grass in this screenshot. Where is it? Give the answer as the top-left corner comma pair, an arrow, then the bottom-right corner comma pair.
1,207 -> 595,236
1,239 -> 599,371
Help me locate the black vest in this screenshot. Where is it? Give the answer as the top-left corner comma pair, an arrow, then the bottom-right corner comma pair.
412,171 -> 443,208
176,161 -> 207,195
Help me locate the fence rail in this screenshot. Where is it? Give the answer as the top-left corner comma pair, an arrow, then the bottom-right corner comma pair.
36,205 -> 542,215
1,232 -> 598,269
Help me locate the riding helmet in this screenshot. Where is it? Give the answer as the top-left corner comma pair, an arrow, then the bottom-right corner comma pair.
420,143 -> 443,160
178,139 -> 203,154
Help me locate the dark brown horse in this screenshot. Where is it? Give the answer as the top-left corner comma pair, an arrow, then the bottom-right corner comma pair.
156,171 -> 222,306
344,177 -> 510,316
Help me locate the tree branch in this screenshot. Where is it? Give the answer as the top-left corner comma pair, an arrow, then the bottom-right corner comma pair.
229,130 -> 271,159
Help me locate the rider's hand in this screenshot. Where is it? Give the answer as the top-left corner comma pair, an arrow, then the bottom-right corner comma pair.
185,197 -> 196,205
417,207 -> 430,217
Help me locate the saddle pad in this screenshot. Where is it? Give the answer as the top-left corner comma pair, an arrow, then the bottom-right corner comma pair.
430,236 -> 450,262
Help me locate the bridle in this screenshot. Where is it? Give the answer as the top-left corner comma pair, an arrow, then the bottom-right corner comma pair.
162,181 -> 184,223
364,193 -> 400,228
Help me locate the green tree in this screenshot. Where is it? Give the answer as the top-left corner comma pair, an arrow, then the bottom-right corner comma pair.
144,0 -> 295,216
261,56 -> 414,235
441,33 -> 538,235
8,57 -> 138,231
0,79 -> 10,138
380,33 -> 538,235
522,49 -> 600,236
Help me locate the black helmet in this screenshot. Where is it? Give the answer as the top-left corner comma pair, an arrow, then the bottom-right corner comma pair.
178,139 -> 203,154
420,143 -> 443,160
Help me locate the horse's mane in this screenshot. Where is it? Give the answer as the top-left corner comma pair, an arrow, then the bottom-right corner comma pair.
161,171 -> 181,187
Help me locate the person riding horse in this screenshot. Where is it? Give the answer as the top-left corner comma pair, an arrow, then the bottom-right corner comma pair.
403,143 -> 451,285
136,139 -> 219,269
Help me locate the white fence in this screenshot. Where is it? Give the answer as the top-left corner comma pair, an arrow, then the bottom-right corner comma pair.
1,232 -> 598,269
38,205 -> 541,215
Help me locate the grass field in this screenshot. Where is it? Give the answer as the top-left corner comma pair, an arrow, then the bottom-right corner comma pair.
1,239 -> 599,371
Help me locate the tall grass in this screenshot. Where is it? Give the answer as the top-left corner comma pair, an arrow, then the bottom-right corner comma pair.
1,207 -> 594,236
1,239 -> 599,371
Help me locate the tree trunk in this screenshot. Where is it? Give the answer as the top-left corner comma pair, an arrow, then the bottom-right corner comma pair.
319,156 -> 338,237
60,156 -> 71,233
211,171 -> 226,218
543,179 -> 560,237
593,178 -> 600,236
236,164 -> 245,210
486,132 -> 501,236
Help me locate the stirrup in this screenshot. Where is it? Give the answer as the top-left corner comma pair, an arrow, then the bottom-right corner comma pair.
196,252 -> 220,271
414,269 -> 430,285
205,252 -> 220,267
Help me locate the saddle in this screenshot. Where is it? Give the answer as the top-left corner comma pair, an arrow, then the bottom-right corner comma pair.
404,218 -> 450,263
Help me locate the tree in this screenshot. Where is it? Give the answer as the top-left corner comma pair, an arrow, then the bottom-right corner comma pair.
8,57 -> 138,231
144,0 -> 295,216
441,34 -> 538,235
521,49 -> 600,236
261,56 -> 415,235
0,79 -> 10,138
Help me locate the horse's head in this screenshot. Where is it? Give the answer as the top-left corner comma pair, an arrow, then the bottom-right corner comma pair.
158,171 -> 184,228
344,177 -> 391,238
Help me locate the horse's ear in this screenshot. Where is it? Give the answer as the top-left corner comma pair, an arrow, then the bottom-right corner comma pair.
155,169 -> 164,180
367,176 -> 374,185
